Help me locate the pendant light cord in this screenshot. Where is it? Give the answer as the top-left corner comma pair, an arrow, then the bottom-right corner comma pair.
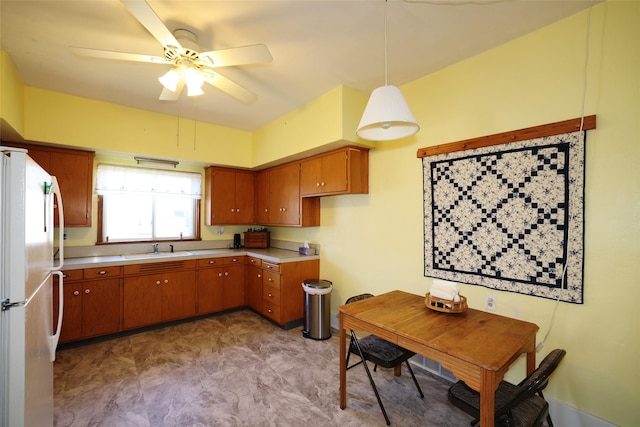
384,0 -> 388,86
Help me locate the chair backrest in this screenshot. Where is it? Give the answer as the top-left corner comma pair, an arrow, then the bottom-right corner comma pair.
517,349 -> 566,395
346,293 -> 374,305
495,349 -> 566,419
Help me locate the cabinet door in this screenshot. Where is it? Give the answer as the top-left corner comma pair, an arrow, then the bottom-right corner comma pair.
50,151 -> 93,226
318,150 -> 349,194
82,278 -> 121,338
222,264 -> 245,310
246,265 -> 263,312
269,163 -> 300,225
300,157 -> 323,195
161,270 -> 196,321
123,275 -> 162,329
234,171 -> 255,224
59,281 -> 83,343
208,168 -> 236,224
197,267 -> 224,314
255,170 -> 270,224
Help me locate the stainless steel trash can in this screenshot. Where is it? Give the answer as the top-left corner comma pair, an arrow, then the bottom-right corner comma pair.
302,279 -> 332,340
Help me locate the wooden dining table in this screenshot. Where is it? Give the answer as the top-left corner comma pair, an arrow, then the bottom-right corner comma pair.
339,290 -> 539,427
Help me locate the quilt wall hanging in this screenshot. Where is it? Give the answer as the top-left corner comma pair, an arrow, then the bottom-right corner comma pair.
417,116 -> 596,303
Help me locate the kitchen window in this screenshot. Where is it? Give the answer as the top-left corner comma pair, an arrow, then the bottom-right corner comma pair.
96,164 -> 202,243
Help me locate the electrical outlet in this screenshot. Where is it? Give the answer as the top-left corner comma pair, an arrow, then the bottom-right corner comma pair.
485,294 -> 497,312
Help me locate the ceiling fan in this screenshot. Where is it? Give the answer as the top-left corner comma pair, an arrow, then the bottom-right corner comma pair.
71,0 -> 272,104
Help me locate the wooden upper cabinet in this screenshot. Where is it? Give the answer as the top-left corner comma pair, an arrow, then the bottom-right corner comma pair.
300,146 -> 369,197
205,167 -> 255,225
7,143 -> 94,227
268,163 -> 300,226
255,170 -> 271,225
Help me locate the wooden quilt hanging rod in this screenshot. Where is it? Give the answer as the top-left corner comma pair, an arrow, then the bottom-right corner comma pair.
417,115 -> 596,158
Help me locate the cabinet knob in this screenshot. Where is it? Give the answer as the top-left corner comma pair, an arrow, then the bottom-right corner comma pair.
73,290 -> 80,296
164,279 -> 169,284
316,182 -> 320,187
268,278 -> 274,282
218,273 -> 223,277
268,309 -> 273,313
268,293 -> 273,297
224,272 -> 229,277
231,208 -> 235,212
63,273 -> 69,278
282,207 -> 287,212
97,270 -> 107,275
156,281 -> 161,285
232,258 -> 237,262
84,289 -> 90,294
264,208 -> 268,212
208,260 -> 216,264
321,181 -> 326,187
257,274 -> 262,278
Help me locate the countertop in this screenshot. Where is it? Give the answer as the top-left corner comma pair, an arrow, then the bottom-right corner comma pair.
62,247 -> 319,270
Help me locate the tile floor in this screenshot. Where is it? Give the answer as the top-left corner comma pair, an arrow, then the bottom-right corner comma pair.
54,310 -> 473,426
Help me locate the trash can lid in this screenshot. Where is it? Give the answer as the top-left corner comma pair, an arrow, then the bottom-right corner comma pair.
303,279 -> 332,289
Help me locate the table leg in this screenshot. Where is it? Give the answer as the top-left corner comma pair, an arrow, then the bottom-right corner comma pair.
526,349 -> 536,375
479,369 -> 497,427
339,316 -> 346,409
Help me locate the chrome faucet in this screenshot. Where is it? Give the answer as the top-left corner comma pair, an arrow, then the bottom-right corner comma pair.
152,242 -> 159,253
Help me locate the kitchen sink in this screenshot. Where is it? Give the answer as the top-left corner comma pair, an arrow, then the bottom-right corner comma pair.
121,251 -> 193,260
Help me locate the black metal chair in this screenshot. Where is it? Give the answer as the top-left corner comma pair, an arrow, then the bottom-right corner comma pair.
448,348 -> 566,427
345,294 -> 424,425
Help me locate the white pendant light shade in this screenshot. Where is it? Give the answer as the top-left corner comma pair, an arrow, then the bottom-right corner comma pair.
356,85 -> 419,141
185,67 -> 204,96
159,69 -> 180,92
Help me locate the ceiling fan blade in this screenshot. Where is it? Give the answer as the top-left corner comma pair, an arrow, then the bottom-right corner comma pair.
159,80 -> 185,101
201,70 -> 258,104
121,0 -> 181,50
199,44 -> 272,68
71,47 -> 170,64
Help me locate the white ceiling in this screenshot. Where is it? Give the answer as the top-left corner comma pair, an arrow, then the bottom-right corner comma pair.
1,0 -> 598,133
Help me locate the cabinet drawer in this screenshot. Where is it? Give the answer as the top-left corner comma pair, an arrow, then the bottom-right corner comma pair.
247,256 -> 262,267
263,300 -> 281,323
263,285 -> 281,306
61,269 -> 83,282
262,271 -> 281,290
197,258 -> 224,267
83,266 -> 122,279
262,261 -> 280,272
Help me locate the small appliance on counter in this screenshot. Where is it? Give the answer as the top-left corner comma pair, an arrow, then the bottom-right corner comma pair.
243,228 -> 270,248
233,233 -> 242,248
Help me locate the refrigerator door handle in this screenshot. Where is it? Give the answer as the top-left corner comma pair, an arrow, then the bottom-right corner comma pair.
50,271 -> 64,362
50,176 -> 64,270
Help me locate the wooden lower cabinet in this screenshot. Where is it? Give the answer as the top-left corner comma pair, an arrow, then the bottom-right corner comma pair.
55,267 -> 122,343
54,256 -> 319,343
123,261 -> 197,330
196,256 -> 246,315
246,258 -> 264,313
258,259 -> 320,328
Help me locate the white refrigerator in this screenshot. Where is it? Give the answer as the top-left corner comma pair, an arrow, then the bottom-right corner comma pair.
0,146 -> 64,426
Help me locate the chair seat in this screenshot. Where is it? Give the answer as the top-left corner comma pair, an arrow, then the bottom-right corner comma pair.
351,334 -> 416,368
449,381 -> 549,427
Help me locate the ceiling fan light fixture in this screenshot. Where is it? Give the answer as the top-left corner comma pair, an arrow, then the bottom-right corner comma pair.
356,85 -> 419,141
356,0 -> 419,141
185,67 -> 205,96
159,68 -> 180,92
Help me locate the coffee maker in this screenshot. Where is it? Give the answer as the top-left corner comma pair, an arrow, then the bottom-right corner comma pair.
233,233 -> 242,248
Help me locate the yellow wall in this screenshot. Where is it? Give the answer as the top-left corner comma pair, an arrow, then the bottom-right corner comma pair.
252,85 -> 370,167
1,2 -> 638,424
0,50 -> 25,137
23,87 -> 253,168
